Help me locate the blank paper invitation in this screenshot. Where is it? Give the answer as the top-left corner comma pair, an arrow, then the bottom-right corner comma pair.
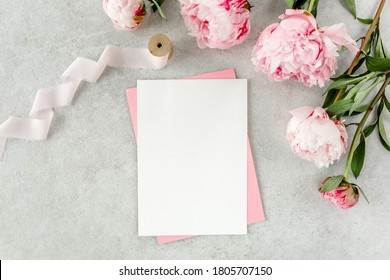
137,79 -> 247,236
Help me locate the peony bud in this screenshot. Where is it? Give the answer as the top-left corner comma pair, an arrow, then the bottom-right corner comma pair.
103,0 -> 146,31
319,178 -> 359,209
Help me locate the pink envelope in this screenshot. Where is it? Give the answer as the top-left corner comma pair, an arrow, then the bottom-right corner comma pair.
126,69 -> 265,244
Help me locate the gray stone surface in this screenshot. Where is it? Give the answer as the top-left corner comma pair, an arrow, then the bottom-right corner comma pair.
0,0 -> 389,259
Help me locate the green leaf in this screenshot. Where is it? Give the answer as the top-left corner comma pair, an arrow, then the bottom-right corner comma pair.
149,0 -> 167,20
327,75 -> 370,91
351,135 -> 365,178
322,89 -> 338,108
376,34 -> 390,58
327,99 -> 354,116
338,46 -> 348,54
363,123 -> 377,137
378,108 -> 390,151
310,0 -> 320,17
363,113 -> 378,138
357,18 -> 373,24
384,95 -> 390,112
379,135 -> 390,151
330,72 -> 369,81
349,111 -> 365,116
293,0 -> 308,9
342,0 -> 357,18
350,76 -> 385,114
320,176 -> 345,192
378,97 -> 385,114
150,0 -> 165,12
366,56 -> 390,72
354,184 -> 369,203
376,34 -> 386,58
351,56 -> 366,74
353,104 -> 369,113
285,0 -> 295,8
344,73 -> 377,100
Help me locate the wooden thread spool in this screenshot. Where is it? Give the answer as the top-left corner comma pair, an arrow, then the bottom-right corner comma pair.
148,33 -> 173,59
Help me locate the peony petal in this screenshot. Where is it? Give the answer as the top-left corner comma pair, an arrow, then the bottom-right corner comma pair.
289,106 -> 315,120
311,107 -> 329,119
311,118 -> 341,141
282,9 -> 317,28
256,23 -> 280,46
283,9 -> 306,16
320,23 -> 359,55
280,16 -> 312,33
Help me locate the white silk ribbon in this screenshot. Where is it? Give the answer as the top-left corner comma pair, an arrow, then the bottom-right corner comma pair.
0,45 -> 168,159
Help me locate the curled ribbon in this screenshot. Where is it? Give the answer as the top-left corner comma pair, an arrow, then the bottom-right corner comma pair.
0,44 -> 169,160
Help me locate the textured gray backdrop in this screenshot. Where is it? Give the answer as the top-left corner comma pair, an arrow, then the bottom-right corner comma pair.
0,0 -> 389,259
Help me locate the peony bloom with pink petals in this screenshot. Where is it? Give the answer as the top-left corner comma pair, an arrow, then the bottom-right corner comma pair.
286,106 -> 348,168
103,0 -> 146,31
320,179 -> 359,209
179,0 -> 251,49
252,9 -> 358,87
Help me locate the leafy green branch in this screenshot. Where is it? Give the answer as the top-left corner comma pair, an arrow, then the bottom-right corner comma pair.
319,0 -> 389,201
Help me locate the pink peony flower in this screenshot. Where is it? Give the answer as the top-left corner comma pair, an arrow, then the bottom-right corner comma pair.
251,9 -> 358,87
286,106 -> 348,168
320,179 -> 359,209
103,0 -> 146,31
179,0 -> 251,49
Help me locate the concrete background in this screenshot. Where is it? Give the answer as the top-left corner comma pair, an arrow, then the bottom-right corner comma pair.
0,0 -> 389,259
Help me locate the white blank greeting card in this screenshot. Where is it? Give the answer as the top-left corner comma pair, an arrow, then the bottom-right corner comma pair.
137,79 -> 247,236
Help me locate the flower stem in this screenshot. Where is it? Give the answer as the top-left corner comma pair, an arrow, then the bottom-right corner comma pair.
343,75 -> 390,179
334,0 -> 387,103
